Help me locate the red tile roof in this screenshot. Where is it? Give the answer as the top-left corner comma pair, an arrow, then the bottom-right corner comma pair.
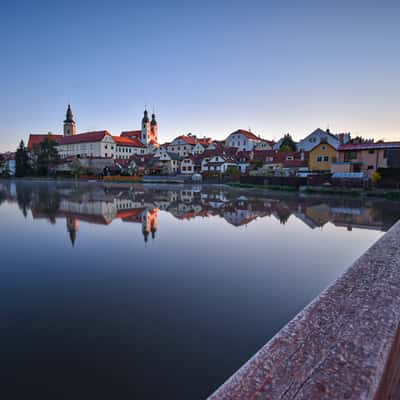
339,142 -> 400,151
121,130 -> 142,139
58,131 -> 111,145
173,135 -> 197,145
28,134 -> 63,150
230,129 -> 261,141
113,136 -> 145,147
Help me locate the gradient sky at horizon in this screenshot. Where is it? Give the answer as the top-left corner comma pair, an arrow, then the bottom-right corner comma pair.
1,0 -> 400,151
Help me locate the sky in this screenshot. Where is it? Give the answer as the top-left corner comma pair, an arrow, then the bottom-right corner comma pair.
1,0 -> 400,151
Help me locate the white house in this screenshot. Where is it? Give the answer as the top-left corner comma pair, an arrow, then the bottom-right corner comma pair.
167,135 -> 197,157
225,129 -> 264,151
113,136 -> 147,159
58,131 -> 116,159
202,155 -> 238,173
297,128 -> 348,152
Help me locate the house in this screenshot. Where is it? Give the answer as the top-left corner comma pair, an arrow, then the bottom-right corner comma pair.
254,139 -> 274,150
167,134 -> 212,157
167,135 -> 197,157
157,152 -> 181,174
333,141 -> 400,178
297,128 -> 348,152
58,131 -> 115,159
0,152 -> 16,176
252,150 -> 309,176
180,156 -> 202,174
27,133 -> 63,151
225,129 -> 264,151
112,136 -> 147,159
235,150 -> 253,173
202,155 -> 238,174
309,141 -> 338,172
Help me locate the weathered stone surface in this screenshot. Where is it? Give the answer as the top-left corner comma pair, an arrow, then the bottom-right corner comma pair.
208,221 -> 400,400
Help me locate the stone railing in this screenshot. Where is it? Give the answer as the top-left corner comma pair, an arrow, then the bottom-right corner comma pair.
208,221 -> 400,399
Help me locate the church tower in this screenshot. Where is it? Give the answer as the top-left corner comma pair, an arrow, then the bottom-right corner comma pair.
150,113 -> 158,144
64,104 -> 76,136
141,109 -> 150,145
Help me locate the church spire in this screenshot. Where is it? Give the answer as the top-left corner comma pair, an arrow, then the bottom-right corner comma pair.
65,104 -> 74,123
64,104 -> 76,136
151,112 -> 157,126
142,109 -> 149,123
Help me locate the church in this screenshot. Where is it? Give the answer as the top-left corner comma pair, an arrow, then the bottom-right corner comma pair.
28,105 -> 159,159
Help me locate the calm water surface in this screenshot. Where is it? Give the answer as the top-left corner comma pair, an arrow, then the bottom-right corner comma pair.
0,181 -> 399,399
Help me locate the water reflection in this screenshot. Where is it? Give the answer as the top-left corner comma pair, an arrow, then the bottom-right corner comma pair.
0,181 -> 398,248
0,180 -> 399,399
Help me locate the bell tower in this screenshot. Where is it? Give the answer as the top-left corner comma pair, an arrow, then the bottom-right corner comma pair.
141,109 -> 150,145
150,112 -> 158,144
64,104 -> 76,136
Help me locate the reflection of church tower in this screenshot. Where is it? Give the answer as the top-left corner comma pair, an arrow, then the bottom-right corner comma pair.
141,208 -> 159,242
64,104 -> 76,137
66,216 -> 79,246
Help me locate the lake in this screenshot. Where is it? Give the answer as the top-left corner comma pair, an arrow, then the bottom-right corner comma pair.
0,180 -> 399,399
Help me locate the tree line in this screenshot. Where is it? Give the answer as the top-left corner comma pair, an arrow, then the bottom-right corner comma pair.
15,137 -> 60,177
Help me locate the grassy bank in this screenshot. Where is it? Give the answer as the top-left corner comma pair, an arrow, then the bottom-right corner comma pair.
227,182 -> 298,192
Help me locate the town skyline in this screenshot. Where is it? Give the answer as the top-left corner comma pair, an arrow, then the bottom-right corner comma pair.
2,1 -> 400,151
0,102 -> 396,153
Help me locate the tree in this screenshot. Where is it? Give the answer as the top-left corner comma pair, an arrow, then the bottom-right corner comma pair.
33,137 -> 60,176
371,171 -> 382,186
15,140 -> 30,177
70,159 -> 87,180
279,133 -> 297,152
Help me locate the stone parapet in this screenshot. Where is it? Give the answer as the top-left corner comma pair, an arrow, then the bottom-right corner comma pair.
209,221 -> 400,399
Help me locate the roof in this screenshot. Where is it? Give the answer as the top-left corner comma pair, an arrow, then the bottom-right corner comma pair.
113,136 -> 145,147
229,129 -> 262,141
172,135 -> 197,145
121,130 -> 141,139
28,134 -> 63,150
338,142 -> 400,151
166,152 -> 182,161
58,131 -> 111,145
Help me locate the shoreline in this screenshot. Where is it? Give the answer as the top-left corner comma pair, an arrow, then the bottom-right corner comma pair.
2,177 -> 400,201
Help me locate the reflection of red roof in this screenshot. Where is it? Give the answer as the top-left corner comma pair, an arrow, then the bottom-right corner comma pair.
113,136 -> 145,147
121,208 -> 146,223
121,130 -> 142,139
58,131 -> 111,145
28,134 -> 63,150
339,142 -> 400,151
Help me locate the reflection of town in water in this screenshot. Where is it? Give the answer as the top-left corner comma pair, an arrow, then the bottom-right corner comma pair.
1,181 -> 399,246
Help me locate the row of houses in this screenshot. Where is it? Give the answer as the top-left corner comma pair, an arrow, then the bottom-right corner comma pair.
11,104 -> 400,179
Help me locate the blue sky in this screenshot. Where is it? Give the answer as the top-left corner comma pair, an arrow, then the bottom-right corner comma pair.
1,0 -> 400,150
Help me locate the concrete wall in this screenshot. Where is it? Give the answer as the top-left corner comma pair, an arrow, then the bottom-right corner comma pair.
209,220 -> 400,400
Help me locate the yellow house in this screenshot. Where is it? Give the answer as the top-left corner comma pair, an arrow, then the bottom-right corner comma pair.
309,142 -> 338,172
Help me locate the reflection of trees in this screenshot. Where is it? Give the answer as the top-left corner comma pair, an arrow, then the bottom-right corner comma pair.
16,185 -> 33,218
0,190 -> 6,206
36,188 -> 61,224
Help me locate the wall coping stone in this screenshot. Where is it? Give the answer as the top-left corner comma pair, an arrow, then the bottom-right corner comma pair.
208,220 -> 400,399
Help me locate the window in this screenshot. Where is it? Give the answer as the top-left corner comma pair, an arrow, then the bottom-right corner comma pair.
105,145 -> 108,149
324,156 -> 329,162
344,151 -> 357,162
384,149 -> 388,159
367,165 -> 374,170
105,153 -> 108,157
368,149 -> 374,154
317,156 -> 322,162
321,145 -> 326,150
